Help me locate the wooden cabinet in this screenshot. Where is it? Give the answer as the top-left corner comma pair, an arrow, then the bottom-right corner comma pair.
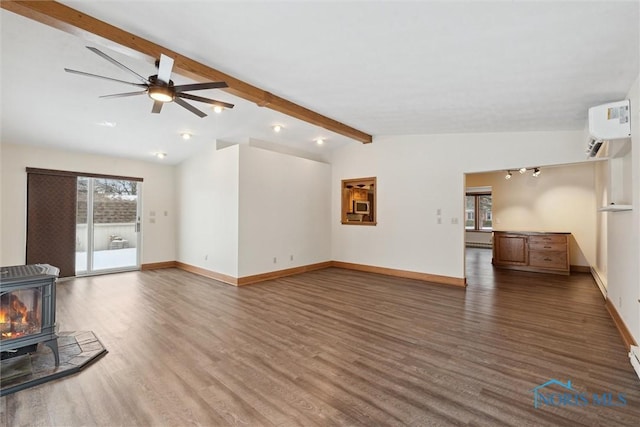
492,231 -> 570,275
347,188 -> 368,213
494,233 -> 528,265
344,188 -> 367,216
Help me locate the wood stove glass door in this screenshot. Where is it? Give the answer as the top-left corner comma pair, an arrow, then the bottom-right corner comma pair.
76,177 -> 141,275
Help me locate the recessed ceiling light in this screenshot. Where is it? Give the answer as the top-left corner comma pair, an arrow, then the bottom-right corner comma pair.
213,106 -> 223,114
273,125 -> 282,133
181,132 -> 192,140
96,121 -> 116,127
155,152 -> 167,159
316,138 -> 325,145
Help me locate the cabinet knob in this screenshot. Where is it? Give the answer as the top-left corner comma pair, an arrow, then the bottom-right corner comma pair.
544,257 -> 552,261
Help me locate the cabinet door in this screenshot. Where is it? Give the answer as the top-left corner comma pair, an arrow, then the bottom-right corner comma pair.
494,234 -> 528,265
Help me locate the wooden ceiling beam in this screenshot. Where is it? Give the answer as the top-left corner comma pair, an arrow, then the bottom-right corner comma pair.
1,1 -> 373,144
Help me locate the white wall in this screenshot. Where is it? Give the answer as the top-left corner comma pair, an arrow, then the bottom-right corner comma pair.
0,142 -> 176,266
331,130 -> 587,279
176,143 -> 331,278
466,164 -> 596,267
238,145 -> 331,276
175,143 -> 239,277
604,74 -> 640,343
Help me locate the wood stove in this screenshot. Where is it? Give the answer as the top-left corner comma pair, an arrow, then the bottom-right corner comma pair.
1,264 -> 60,365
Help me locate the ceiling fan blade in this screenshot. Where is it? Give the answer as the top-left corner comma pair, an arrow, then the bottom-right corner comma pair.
86,46 -> 149,84
100,91 -> 147,99
177,92 -> 235,109
156,54 -> 174,84
173,82 -> 229,92
174,97 -> 207,118
65,69 -> 147,88
151,100 -> 164,114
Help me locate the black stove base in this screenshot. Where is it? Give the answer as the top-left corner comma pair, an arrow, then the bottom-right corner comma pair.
1,338 -> 59,366
1,344 -> 37,360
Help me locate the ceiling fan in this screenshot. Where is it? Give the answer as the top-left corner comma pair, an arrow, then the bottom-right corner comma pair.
65,46 -> 234,118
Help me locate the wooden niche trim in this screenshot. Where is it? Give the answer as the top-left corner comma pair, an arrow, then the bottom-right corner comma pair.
341,177 -> 377,225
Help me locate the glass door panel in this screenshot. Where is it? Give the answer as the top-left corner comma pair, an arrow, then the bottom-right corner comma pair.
92,178 -> 139,271
75,177 -> 89,274
76,177 -> 141,275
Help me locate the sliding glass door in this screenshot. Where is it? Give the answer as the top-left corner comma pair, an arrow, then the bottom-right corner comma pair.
76,177 -> 141,275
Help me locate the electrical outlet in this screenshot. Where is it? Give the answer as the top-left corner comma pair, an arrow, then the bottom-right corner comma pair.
451,217 -> 458,224
149,218 -> 156,224
437,208 -> 441,216
437,217 -> 442,224
290,255 -> 294,261
204,254 -> 208,261
273,257 -> 277,264
619,297 -> 622,308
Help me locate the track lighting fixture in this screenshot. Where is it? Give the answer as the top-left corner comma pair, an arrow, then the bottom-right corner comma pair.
505,167 -> 541,180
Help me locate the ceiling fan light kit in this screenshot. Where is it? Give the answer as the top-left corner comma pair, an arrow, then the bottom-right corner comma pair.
148,86 -> 174,103
65,47 -> 234,118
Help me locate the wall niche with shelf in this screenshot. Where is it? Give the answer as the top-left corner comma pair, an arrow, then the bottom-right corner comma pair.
341,177 -> 377,225
600,139 -> 632,212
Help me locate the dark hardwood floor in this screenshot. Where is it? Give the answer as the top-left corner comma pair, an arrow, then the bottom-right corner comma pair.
2,249 -> 639,426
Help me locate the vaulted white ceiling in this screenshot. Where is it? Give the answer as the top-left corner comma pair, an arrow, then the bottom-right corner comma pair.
2,1 -> 638,164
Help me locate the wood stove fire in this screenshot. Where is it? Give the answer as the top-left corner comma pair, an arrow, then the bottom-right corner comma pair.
1,264 -> 60,366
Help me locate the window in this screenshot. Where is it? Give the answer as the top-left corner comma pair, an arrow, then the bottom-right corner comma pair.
341,177 -> 376,225
465,191 -> 492,231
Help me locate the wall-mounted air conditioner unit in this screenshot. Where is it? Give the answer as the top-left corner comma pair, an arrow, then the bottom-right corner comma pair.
586,100 -> 631,158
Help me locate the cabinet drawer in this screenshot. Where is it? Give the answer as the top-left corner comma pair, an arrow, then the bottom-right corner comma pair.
529,250 -> 567,270
529,234 -> 567,244
529,242 -> 566,251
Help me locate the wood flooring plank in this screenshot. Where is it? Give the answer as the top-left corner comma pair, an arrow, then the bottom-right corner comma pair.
2,249 -> 639,426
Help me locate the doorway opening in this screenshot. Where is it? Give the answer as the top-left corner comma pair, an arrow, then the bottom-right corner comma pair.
75,177 -> 141,275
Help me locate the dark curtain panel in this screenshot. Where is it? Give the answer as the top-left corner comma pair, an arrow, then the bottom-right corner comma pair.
26,172 -> 77,277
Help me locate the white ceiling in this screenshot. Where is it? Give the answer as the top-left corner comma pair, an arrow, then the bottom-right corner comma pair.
1,1 -> 638,165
